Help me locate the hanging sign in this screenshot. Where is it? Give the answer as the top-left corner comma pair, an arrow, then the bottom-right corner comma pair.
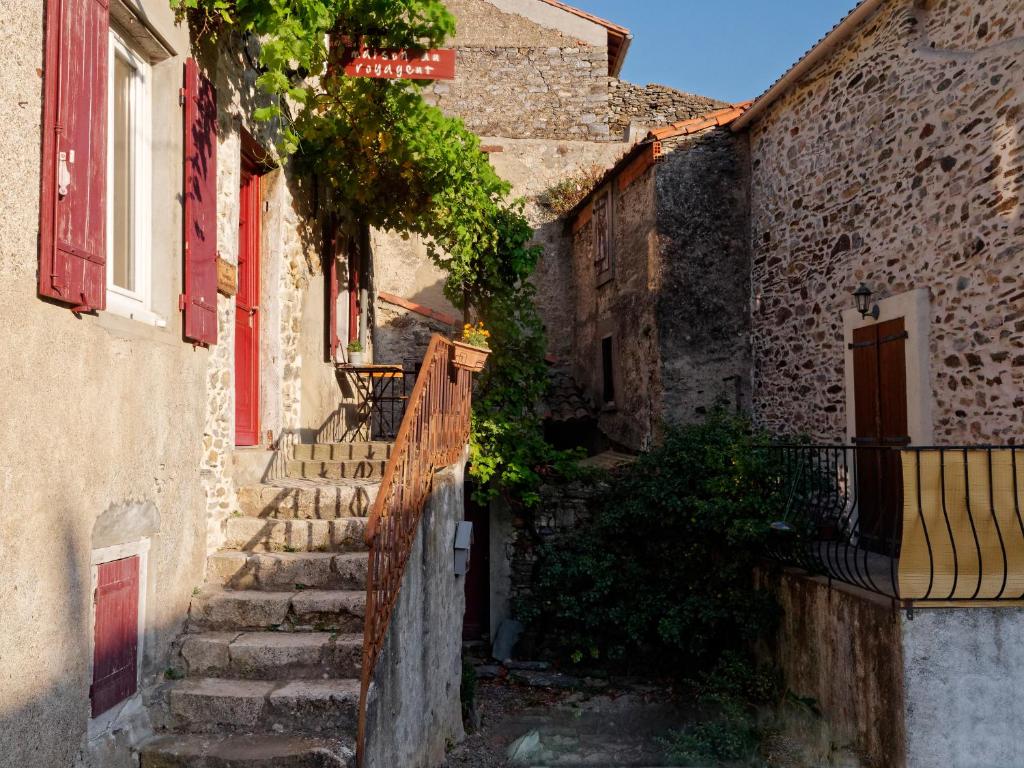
341,47 -> 457,81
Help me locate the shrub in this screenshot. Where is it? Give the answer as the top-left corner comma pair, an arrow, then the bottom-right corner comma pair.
516,410 -> 784,679
537,166 -> 606,217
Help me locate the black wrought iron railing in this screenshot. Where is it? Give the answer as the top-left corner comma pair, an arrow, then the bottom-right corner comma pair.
765,445 -> 1024,603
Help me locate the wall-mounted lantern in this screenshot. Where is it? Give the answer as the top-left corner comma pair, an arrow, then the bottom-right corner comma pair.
853,283 -> 880,320
454,521 -> 473,577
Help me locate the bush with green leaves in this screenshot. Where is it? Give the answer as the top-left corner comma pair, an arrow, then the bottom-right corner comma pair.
517,411 -> 785,678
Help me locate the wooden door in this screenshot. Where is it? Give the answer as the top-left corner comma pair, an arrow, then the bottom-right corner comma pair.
851,317 -> 908,555
92,556 -> 139,717
235,165 -> 261,446
463,492 -> 491,641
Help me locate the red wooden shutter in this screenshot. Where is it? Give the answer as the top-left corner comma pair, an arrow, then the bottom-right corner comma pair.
326,236 -> 340,362
91,556 -> 139,717
38,0 -> 109,311
182,58 -> 218,345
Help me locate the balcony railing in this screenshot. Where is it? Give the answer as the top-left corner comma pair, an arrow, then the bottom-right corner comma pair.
766,445 -> 1024,604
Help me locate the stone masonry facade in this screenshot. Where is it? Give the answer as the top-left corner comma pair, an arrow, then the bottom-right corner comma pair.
608,79 -> 728,139
749,0 -> 1024,444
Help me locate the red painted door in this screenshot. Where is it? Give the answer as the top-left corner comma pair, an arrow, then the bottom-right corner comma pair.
235,165 -> 261,446
92,556 -> 139,717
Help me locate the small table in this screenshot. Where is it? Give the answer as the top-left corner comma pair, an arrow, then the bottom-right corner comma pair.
336,364 -> 410,440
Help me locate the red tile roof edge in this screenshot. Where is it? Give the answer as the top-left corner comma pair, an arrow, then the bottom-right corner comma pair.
377,292 -> 458,327
646,101 -> 754,141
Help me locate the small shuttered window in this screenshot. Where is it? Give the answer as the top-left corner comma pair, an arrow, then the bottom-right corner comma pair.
91,556 -> 139,718
182,58 -> 219,345
38,0 -> 109,311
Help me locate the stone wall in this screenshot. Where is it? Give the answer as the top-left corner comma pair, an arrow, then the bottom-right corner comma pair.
425,46 -> 610,141
608,80 -> 728,139
571,165 -> 661,451
748,0 -> 1024,443
655,128 -> 752,423
423,0 -> 612,140
363,460 -> 468,768
757,570 -> 907,767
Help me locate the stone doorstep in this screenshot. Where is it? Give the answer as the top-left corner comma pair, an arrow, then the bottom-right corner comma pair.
285,459 -> 388,482
139,733 -> 353,768
237,483 -> 377,520
168,677 -> 360,734
206,551 -> 369,591
181,632 -> 363,680
188,588 -> 365,633
224,517 -> 368,554
292,442 -> 393,462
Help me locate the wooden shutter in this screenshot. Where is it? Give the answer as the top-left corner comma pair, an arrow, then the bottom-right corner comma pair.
182,58 -> 218,345
852,318 -> 909,555
38,0 -> 109,311
325,222 -> 341,362
91,556 -> 139,717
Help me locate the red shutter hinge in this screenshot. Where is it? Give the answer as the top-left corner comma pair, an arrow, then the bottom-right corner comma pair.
179,294 -> 187,311
179,87 -> 186,107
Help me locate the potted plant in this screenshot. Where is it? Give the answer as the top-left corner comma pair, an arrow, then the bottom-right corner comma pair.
347,340 -> 365,366
453,322 -> 491,372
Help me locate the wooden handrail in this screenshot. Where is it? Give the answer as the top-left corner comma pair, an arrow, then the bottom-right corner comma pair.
356,334 -> 474,765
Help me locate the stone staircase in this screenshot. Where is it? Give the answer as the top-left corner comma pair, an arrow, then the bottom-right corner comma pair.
140,441 -> 392,768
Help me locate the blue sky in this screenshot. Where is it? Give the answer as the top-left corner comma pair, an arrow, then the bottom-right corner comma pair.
565,0 -> 858,103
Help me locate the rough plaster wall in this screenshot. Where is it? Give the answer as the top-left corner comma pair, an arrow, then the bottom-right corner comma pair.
0,3 -> 207,767
748,0 -> 1024,443
371,138 -> 627,367
608,80 -> 729,140
758,571 -> 907,767
364,461 -> 467,768
423,0 -> 611,140
571,170 -> 660,451
655,129 -> 752,425
901,609 -> 1024,768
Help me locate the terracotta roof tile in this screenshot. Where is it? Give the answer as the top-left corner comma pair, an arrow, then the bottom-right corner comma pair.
647,101 -> 754,141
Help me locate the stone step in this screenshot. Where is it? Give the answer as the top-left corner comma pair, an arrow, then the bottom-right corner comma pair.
168,677 -> 359,735
286,459 -> 388,482
293,442 -> 393,462
238,482 -> 377,520
140,734 -> 354,768
206,552 -> 368,591
180,632 -> 362,680
188,588 -> 364,633
224,517 -> 367,553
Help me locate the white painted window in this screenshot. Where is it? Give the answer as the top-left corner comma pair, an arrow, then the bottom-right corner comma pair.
106,28 -> 158,324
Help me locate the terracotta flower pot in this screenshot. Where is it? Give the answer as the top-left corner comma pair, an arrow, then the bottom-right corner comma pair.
452,341 -> 490,372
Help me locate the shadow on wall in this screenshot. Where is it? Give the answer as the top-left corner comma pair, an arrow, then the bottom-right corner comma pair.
0,529 -> 90,768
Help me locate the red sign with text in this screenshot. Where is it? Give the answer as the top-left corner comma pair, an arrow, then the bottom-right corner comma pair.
342,47 -> 456,81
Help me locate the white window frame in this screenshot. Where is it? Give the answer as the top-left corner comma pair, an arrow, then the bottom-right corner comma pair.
106,28 -> 160,325
87,538 -> 150,731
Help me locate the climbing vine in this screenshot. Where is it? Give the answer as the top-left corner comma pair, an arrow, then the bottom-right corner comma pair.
173,0 -> 566,504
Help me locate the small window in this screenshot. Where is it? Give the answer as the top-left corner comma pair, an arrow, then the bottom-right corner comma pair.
594,192 -> 612,282
106,28 -> 153,320
601,336 -> 615,405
